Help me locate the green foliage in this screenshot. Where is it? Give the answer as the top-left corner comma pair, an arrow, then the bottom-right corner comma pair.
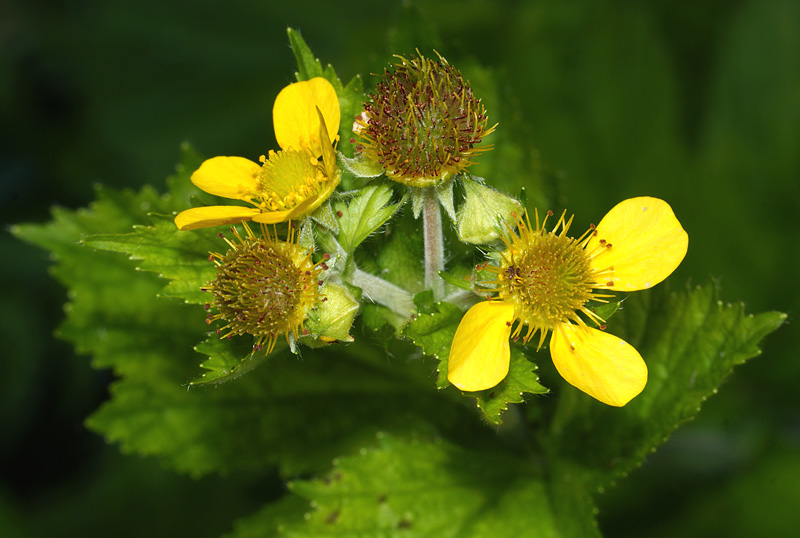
191,333 -> 275,385
229,434 -> 599,538
402,301 -> 548,424
546,283 -> 786,489
402,301 -> 462,388
15,179 -> 461,478
12,160 -> 465,479
332,183 -> 401,253
474,347 -> 549,424
9,13 -> 792,538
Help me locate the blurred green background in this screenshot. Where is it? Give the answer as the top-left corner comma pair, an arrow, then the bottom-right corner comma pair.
2,0 -> 797,536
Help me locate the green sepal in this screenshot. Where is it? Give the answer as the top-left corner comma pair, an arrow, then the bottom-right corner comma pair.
309,198 -> 339,234
435,177 -> 457,222
438,269 -> 473,292
588,299 -> 620,324
409,187 -> 424,218
297,219 -> 315,251
338,152 -> 385,178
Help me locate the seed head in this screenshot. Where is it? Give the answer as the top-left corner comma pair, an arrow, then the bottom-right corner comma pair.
203,224 -> 325,354
354,51 -> 495,187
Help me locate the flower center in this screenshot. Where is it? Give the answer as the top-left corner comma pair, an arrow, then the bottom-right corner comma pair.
204,225 -> 323,354
503,232 -> 595,329
354,52 -> 495,187
257,148 -> 327,211
485,211 -> 605,348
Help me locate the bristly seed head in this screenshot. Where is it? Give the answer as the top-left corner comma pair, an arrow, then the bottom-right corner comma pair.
202,223 -> 324,355
354,51 -> 495,187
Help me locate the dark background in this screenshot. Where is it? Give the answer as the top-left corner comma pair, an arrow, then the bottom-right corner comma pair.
2,1 -> 798,536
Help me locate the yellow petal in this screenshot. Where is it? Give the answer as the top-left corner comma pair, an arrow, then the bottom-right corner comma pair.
191,156 -> 261,200
273,77 -> 340,157
550,322 -> 647,406
174,206 -> 261,231
587,197 -> 688,291
447,301 -> 516,392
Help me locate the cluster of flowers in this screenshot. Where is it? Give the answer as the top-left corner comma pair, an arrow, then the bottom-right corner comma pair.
176,54 -> 688,407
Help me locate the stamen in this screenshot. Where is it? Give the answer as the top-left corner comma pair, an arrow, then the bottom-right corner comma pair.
485,207 -> 602,347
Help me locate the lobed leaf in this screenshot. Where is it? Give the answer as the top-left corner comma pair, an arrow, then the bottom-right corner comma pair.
14,155 -> 470,478
332,184 -> 400,253
190,333 -> 278,386
227,434 -> 599,538
474,347 -> 549,424
403,301 -> 547,425
547,283 -> 786,488
86,216 -> 219,305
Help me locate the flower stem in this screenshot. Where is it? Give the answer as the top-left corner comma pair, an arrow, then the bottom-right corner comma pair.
423,189 -> 445,299
351,267 -> 415,319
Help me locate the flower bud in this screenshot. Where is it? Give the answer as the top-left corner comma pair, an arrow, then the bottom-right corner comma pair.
302,282 -> 359,346
456,178 -> 521,244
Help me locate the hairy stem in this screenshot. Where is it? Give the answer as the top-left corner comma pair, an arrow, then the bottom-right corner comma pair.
423,189 -> 445,299
351,267 -> 415,319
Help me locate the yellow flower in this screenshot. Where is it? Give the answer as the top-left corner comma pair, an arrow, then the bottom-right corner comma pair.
175,77 -> 341,231
447,197 -> 688,406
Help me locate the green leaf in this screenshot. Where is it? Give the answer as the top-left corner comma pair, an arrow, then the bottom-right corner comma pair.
287,27 -> 327,81
190,333 -> 278,386
474,347 -> 548,424
13,169 -> 471,478
412,289 -> 435,312
91,338 -> 471,477
86,216 -> 219,305
402,301 -> 463,389
548,283 -> 786,488
224,495 -> 309,538
590,299 -> 620,322
360,303 -> 406,337
332,184 -> 400,253
77,144 -> 216,306
369,210 -> 425,293
309,199 -> 339,234
402,302 -> 547,425
270,434 -> 598,538
12,183 -> 203,379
